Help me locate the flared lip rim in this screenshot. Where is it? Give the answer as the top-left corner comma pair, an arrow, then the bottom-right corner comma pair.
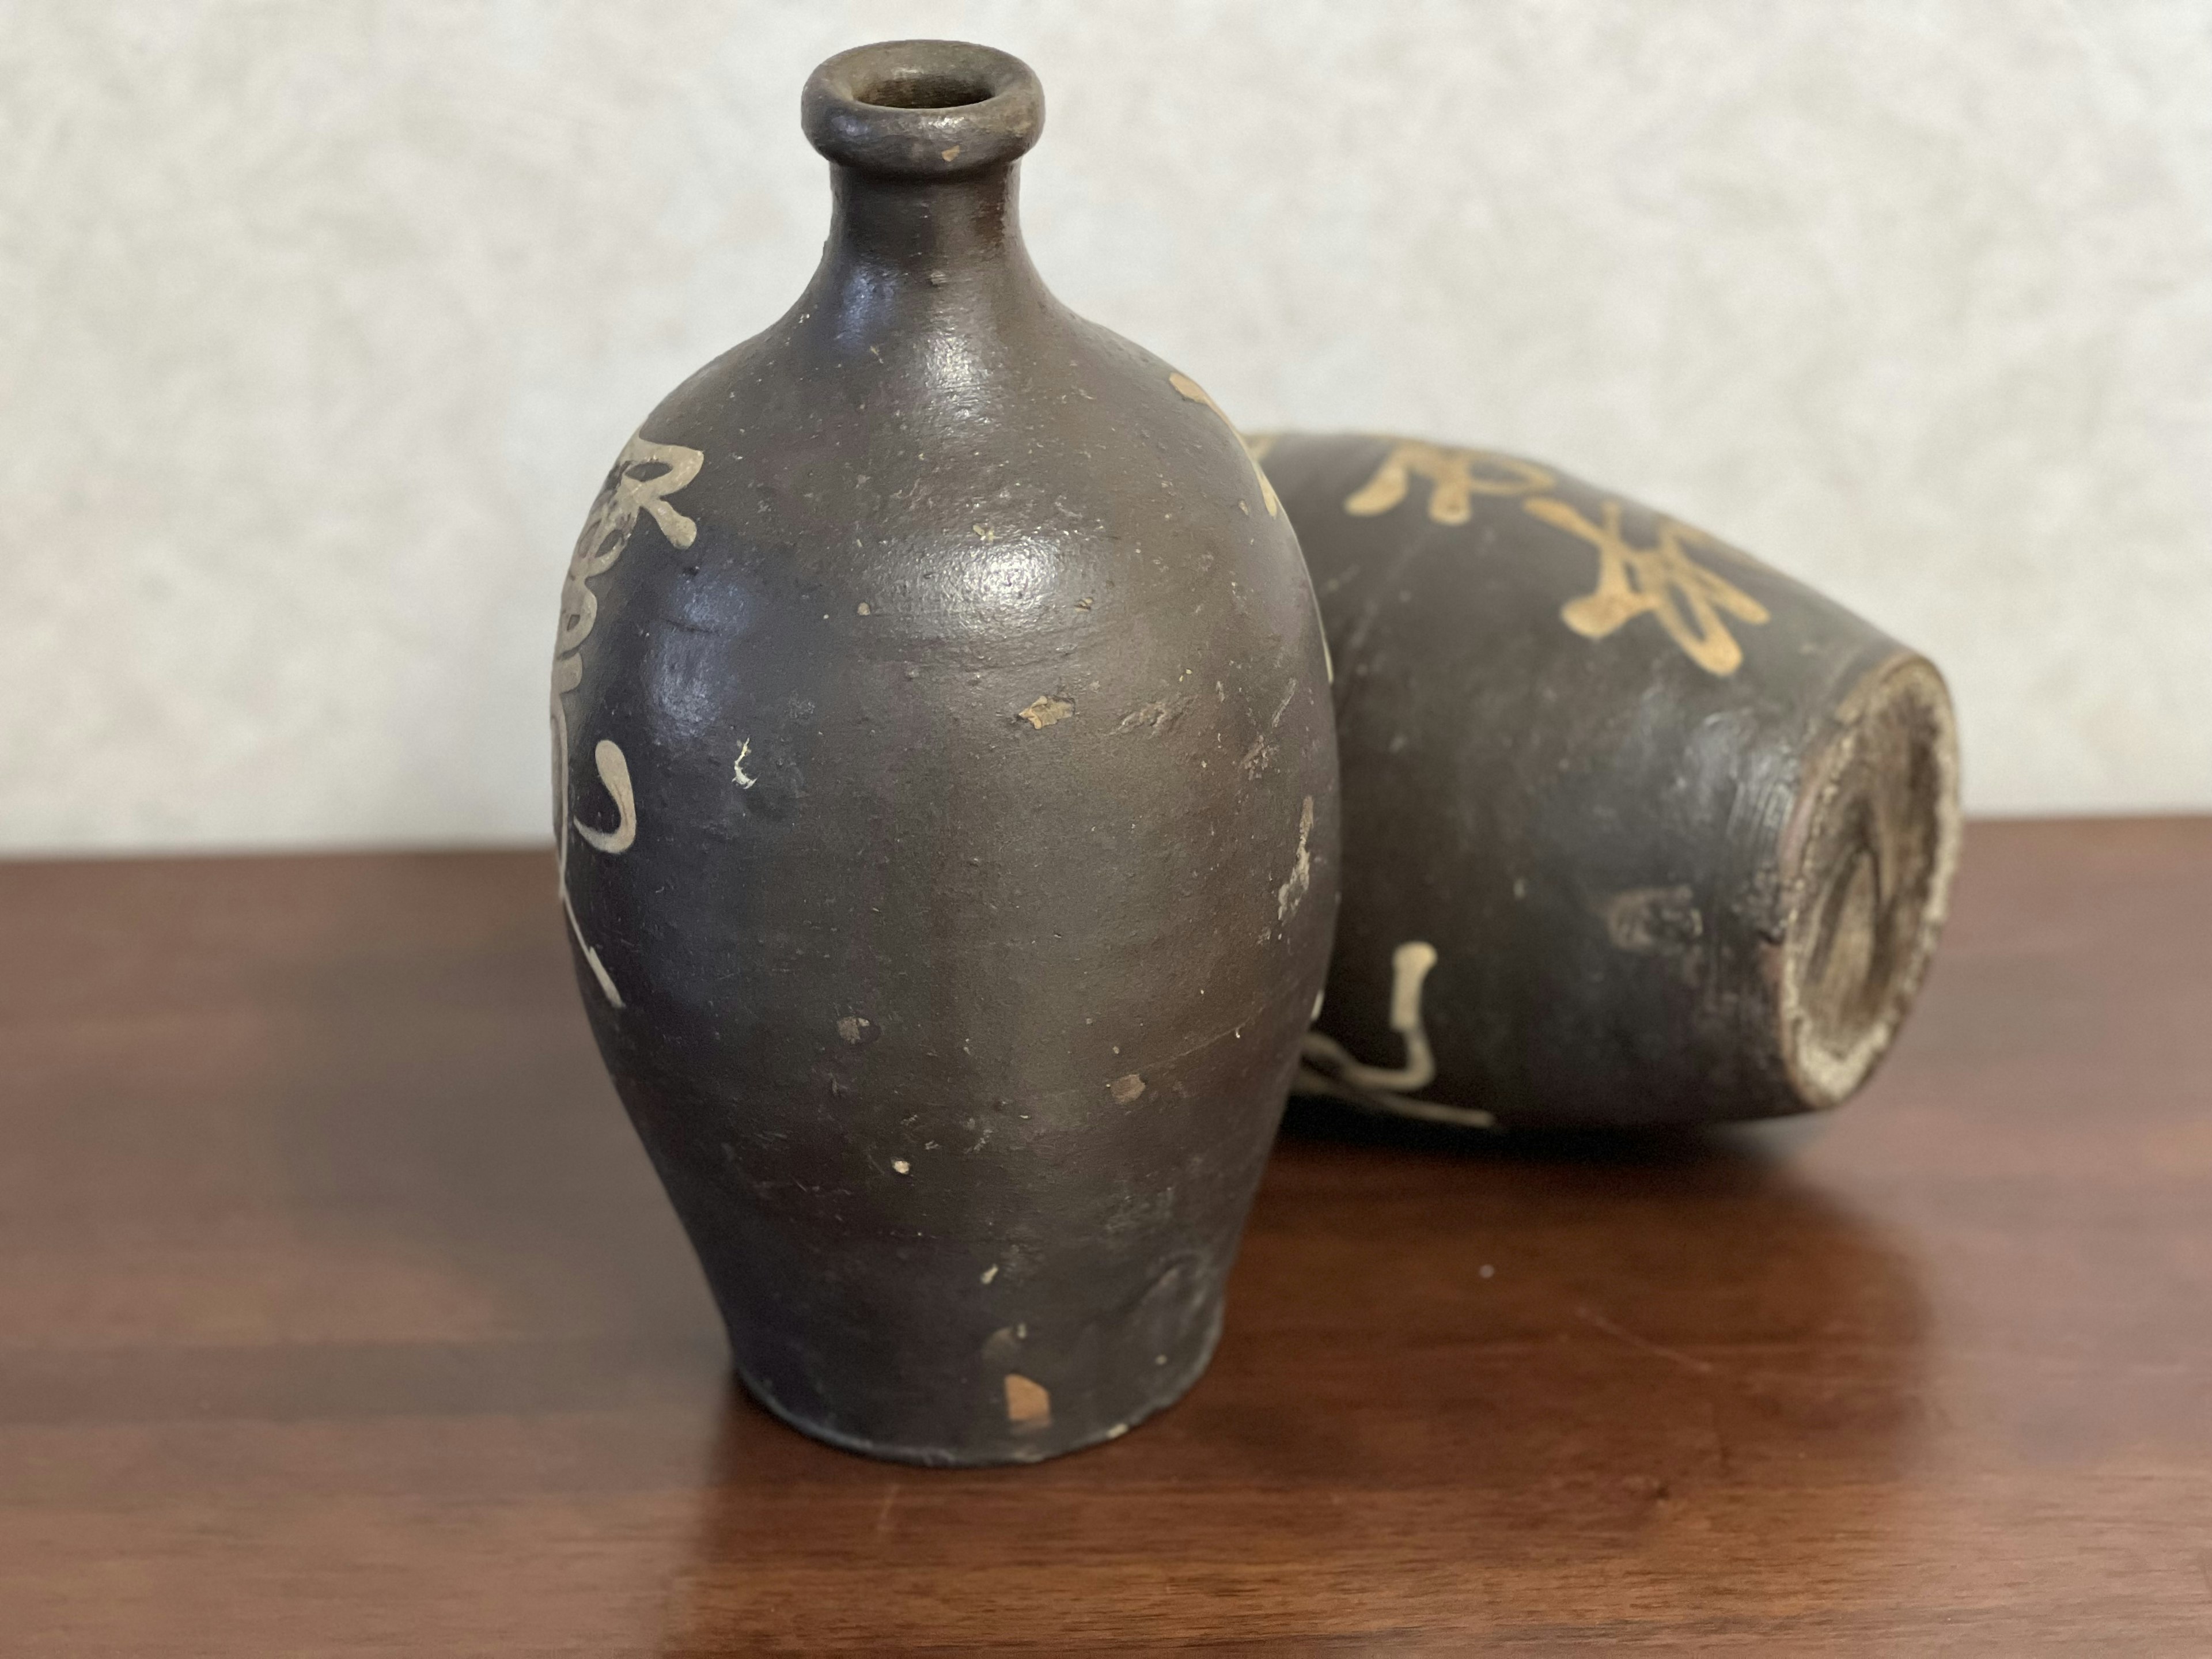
801,39 -> 1045,179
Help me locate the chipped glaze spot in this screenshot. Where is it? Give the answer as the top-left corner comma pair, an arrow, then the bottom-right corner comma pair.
1109,1073 -> 1147,1104
1602,885 -> 1705,954
1276,796 -> 1315,921
1003,1373 -> 1052,1430
1113,699 -> 1178,736
1017,695 -> 1075,730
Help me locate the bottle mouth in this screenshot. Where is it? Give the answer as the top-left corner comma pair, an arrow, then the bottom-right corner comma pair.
802,40 -> 1044,179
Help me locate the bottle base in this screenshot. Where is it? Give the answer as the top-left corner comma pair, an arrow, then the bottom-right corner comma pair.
730,1302 -> 1226,1468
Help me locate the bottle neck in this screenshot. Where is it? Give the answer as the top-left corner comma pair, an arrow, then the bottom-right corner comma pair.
798,162 -> 1051,348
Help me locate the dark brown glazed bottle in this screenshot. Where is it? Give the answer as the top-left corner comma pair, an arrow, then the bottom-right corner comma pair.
551,43 -> 1338,1464
1257,433 -> 1957,1130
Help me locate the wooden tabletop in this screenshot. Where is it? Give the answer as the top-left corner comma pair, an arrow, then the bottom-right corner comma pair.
3,819 -> 2209,1655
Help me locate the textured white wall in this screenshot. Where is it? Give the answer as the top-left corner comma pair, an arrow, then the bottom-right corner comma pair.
5,1 -> 2207,851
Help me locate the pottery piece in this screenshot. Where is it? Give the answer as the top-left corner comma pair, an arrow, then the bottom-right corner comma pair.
552,42 -> 1338,1464
1256,433 -> 1958,1130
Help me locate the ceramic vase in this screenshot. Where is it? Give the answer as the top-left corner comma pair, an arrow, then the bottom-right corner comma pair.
1257,432 -> 1957,1130
552,42 -> 1338,1464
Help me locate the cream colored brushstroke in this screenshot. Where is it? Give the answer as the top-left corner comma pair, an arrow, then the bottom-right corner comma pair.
575,936 -> 623,1007
1302,941 -> 1439,1094
574,738 -> 636,854
1524,496 -> 1769,676
1298,942 -> 1494,1129
1169,372 -> 1280,516
1344,440 -> 1555,524
551,431 -> 706,1005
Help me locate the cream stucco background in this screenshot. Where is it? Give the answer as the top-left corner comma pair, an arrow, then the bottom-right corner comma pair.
5,1 -> 2208,852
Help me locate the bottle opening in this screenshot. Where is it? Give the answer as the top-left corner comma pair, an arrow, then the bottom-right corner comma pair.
853,70 -> 996,111
803,40 -> 1044,177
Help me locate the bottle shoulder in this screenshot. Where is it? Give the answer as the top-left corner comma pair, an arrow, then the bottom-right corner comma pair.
632,303 -> 1266,528
581,309 -> 1300,641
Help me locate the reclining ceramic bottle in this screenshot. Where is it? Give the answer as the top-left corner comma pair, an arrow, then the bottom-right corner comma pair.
1259,433 -> 1957,1130
551,43 -> 1338,1464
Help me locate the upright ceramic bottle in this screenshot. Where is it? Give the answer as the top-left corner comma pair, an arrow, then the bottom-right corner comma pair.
552,42 -> 1337,1464
1258,433 -> 1957,1131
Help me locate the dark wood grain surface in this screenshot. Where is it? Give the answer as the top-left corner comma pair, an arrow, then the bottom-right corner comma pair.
2,819 -> 2208,1654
